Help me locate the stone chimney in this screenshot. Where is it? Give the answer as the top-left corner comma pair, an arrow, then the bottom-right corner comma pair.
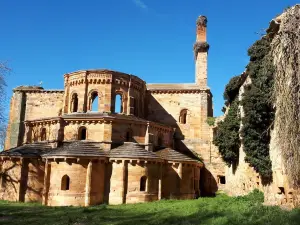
194,15 -> 209,88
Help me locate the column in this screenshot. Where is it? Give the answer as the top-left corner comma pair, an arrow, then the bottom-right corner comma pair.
158,163 -> 162,200
178,163 -> 183,197
121,160 -> 127,204
42,160 -> 51,205
85,160 -> 93,206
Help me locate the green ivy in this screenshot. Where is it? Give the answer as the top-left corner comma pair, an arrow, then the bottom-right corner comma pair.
206,117 -> 216,126
214,36 -> 275,179
241,37 -> 275,179
213,99 -> 240,166
223,75 -> 244,105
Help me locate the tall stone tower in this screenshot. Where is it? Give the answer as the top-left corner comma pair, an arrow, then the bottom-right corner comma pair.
194,16 -> 209,88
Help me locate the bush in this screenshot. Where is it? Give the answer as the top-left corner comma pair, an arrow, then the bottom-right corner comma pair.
206,117 -> 216,126
213,99 -> 240,166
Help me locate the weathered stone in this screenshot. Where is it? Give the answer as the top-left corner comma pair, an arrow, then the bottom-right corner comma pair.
0,15 -> 225,206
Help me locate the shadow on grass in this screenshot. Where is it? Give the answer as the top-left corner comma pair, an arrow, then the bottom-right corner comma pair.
1,192 -> 300,225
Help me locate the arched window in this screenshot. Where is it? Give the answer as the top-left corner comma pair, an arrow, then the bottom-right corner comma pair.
125,129 -> 133,142
71,93 -> 78,113
134,98 -> 138,116
115,93 -> 123,113
157,135 -> 163,146
179,109 -> 188,124
61,175 -> 70,190
33,129 -> 38,142
78,127 -> 87,140
140,176 -> 147,192
90,91 -> 99,111
40,128 -> 46,141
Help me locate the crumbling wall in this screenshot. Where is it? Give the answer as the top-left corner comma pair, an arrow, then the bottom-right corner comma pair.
222,5 -> 300,208
5,89 -> 64,149
224,76 -> 262,196
24,92 -> 64,121
264,5 -> 300,207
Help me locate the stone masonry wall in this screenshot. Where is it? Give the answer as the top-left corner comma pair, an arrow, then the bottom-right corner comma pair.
24,92 -> 64,121
63,123 -> 105,141
47,161 -> 88,206
90,162 -> 105,205
0,160 -> 22,201
147,91 -> 225,195
109,161 -> 125,205
5,92 -> 26,149
5,91 -> 64,150
25,159 -> 45,202
223,76 -> 262,196
126,162 -> 160,204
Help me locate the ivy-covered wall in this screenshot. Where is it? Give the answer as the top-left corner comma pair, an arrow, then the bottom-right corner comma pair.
214,35 -> 275,181
241,37 -> 275,180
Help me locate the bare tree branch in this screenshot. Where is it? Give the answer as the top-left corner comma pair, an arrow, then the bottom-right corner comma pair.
0,62 -> 10,150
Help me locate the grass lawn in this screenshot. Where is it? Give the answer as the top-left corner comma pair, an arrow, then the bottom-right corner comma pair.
0,190 -> 300,225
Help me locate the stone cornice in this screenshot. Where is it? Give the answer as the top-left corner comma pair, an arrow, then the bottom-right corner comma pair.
24,117 -> 63,126
149,89 -> 209,94
0,155 -> 202,167
14,89 -> 64,94
65,69 -> 146,92
24,114 -> 174,133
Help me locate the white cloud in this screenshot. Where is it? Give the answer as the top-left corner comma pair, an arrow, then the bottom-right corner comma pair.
132,0 -> 148,10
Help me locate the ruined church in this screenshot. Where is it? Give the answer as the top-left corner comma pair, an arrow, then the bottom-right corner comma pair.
0,16 -> 225,206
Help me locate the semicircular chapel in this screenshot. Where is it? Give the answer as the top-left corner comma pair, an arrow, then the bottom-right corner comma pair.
0,15 -> 225,206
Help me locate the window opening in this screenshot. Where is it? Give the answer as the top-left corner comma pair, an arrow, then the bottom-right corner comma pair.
115,94 -> 122,113
218,176 -> 226,184
79,127 -> 87,140
61,175 -> 70,190
41,128 -> 46,141
140,176 -> 147,191
72,94 -> 78,112
126,130 -> 132,142
179,110 -> 187,124
91,92 -> 98,111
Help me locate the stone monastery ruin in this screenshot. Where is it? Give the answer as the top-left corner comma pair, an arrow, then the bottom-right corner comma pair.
0,15 -> 225,206
1,4 -> 300,208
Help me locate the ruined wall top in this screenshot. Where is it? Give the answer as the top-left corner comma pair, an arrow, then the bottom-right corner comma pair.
196,15 -> 207,27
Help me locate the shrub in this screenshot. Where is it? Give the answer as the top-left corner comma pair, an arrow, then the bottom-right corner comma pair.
206,117 -> 216,126
213,99 -> 240,166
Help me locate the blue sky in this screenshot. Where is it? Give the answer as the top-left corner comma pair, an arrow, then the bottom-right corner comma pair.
0,0 -> 298,117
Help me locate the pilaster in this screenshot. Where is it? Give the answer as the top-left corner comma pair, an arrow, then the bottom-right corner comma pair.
85,160 -> 93,206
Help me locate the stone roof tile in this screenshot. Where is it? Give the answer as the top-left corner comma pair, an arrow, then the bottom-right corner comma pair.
109,142 -> 161,160
155,148 -> 200,163
43,141 -> 107,158
0,142 -> 53,157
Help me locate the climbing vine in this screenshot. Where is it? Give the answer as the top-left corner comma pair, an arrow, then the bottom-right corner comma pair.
213,99 -> 240,166
215,36 -> 275,179
241,37 -> 275,180
223,74 -> 245,105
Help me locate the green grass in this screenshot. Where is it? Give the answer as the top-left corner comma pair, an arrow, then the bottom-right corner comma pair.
0,190 -> 300,225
